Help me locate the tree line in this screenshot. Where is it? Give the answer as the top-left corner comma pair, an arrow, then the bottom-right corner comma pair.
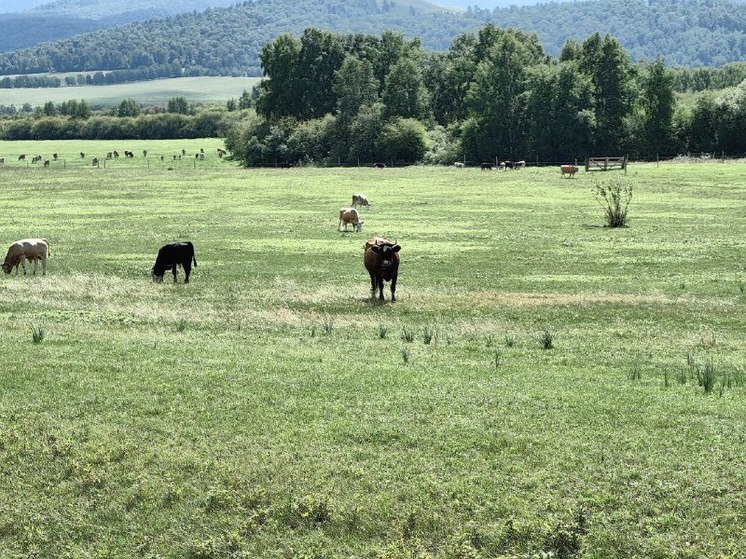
226,26 -> 746,166
2,0 -> 746,79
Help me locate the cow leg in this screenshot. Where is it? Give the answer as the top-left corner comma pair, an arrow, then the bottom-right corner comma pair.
378,278 -> 385,301
390,276 -> 397,303
183,263 -> 191,284
32,259 -> 38,275
172,265 -> 178,283
20,256 -> 27,275
369,273 -> 377,299
42,258 -> 47,275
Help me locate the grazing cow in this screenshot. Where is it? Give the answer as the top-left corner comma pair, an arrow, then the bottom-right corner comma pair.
18,154 -> 26,161
2,239 -> 51,276
515,160 -> 526,169
113,150 -> 120,158
151,242 -> 197,284
91,157 -> 99,167
80,152 -> 85,158
278,162 -> 293,168
561,164 -> 579,178
200,148 -> 204,154
374,163 -> 386,169
106,152 -> 113,159
126,150 -> 134,158
0,158 -> 5,165
181,149 -> 186,156
502,160 -> 515,170
43,160 -> 50,167
498,162 -> 506,170
53,153 -> 58,160
217,148 -> 227,158
453,162 -> 464,168
480,162 -> 494,170
143,150 -> 148,158
160,155 -> 164,162
199,153 -> 205,160
364,237 -> 401,302
32,155 -> 42,164
352,193 -> 371,209
339,208 -> 363,232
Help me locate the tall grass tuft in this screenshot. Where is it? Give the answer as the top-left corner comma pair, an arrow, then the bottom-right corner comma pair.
401,348 -> 410,364
698,358 -> 716,394
423,325 -> 436,345
494,349 -> 502,369
504,335 -> 516,348
322,315 -> 334,336
32,325 -> 45,344
629,363 -> 642,381
539,329 -> 554,350
594,176 -> 633,227
378,324 -> 388,339
176,319 -> 186,333
401,326 -> 415,343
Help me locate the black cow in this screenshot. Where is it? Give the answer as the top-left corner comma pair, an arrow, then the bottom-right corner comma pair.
364,237 -> 401,302
374,162 -> 386,169
151,242 -> 197,283
502,160 -> 515,170
480,162 -> 494,170
278,162 -> 293,168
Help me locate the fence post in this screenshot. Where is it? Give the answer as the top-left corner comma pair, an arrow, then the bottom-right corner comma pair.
657,154 -> 659,167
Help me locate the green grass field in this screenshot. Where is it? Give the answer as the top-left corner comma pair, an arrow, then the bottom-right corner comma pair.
0,76 -> 261,107
0,140 -> 744,558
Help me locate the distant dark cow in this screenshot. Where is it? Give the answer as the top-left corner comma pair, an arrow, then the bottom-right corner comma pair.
80,152 -> 85,158
52,153 -> 58,160
364,237 -> 401,302
181,149 -> 186,156
126,150 -> 134,158
480,162 -> 494,170
113,151 -> 119,158
151,241 -> 197,284
106,152 -> 113,159
160,155 -> 165,162
279,163 -> 293,169
217,148 -> 227,158
200,148 -> 204,154
32,155 -> 42,164
561,164 -> 579,178
91,157 -> 99,166
374,163 -> 386,169
502,160 -> 515,170
142,150 -> 148,158
18,154 -> 26,161
514,160 -> 526,169
43,160 -> 50,167
0,158 -> 4,165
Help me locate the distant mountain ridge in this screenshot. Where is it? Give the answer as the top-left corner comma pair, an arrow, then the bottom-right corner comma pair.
1,0 -> 746,73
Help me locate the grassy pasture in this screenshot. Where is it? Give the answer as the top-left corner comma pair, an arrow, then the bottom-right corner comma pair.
0,142 -> 744,558
0,76 -> 261,107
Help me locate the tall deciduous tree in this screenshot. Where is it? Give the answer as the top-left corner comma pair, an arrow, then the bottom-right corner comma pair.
640,59 -> 676,155
257,33 -> 302,119
333,55 -> 379,120
382,57 -> 430,120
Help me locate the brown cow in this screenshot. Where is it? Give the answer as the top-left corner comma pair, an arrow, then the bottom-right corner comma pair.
2,239 -> 51,276
339,208 -> 362,232
364,237 -> 401,302
561,165 -> 579,178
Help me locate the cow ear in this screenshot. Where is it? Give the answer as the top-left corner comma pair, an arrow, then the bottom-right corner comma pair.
392,245 -> 401,252
369,245 -> 381,253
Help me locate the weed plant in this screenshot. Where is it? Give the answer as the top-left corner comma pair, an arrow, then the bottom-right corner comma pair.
594,177 -> 633,227
31,325 -> 44,343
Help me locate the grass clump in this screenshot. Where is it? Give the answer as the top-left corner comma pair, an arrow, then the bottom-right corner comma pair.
176,319 -> 187,333
378,324 -> 388,339
32,325 -> 45,343
423,325 -> 436,345
401,348 -> 410,364
401,326 -> 415,343
594,176 -> 632,227
504,335 -> 516,348
538,329 -> 554,350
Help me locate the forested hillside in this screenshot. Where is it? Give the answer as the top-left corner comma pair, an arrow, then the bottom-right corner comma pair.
1,0 -> 746,74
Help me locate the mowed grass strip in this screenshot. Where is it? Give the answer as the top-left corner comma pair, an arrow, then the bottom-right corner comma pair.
0,150 -> 744,558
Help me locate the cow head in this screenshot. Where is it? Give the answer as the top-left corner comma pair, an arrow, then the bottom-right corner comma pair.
2,262 -> 12,274
151,266 -> 165,283
369,243 -> 400,269
354,221 -> 363,232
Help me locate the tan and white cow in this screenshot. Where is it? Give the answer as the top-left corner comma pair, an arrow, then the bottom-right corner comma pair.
339,208 -> 363,232
2,239 -> 51,276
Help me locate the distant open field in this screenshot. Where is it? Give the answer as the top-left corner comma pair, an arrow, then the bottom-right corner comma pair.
0,76 -> 261,107
0,141 -> 744,558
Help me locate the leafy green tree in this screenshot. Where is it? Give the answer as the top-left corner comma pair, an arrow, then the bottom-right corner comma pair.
382,58 -> 430,120
257,33 -> 302,119
639,59 -> 676,155
167,96 -> 189,114
379,118 -> 428,163
42,101 -> 56,117
333,55 -> 379,120
238,89 -> 253,110
117,98 -> 141,117
296,28 -> 346,118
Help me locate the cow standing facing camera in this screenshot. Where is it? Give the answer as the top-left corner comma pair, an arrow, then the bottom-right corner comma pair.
364,237 -> 401,302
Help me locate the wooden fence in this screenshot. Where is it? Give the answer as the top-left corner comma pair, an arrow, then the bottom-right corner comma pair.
585,156 -> 627,173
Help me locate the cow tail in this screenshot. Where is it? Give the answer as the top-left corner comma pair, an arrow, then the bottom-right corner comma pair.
193,254 -> 197,267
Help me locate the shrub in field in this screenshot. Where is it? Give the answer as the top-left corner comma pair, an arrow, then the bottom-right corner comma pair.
593,177 -> 633,227
538,329 -> 554,350
290,494 -> 332,527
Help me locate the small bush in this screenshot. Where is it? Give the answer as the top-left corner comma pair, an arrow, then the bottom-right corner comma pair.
32,325 -> 45,343
594,177 -> 633,227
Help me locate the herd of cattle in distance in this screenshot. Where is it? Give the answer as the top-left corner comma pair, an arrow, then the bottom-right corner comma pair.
2,190 -> 402,302
0,148 -> 229,168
